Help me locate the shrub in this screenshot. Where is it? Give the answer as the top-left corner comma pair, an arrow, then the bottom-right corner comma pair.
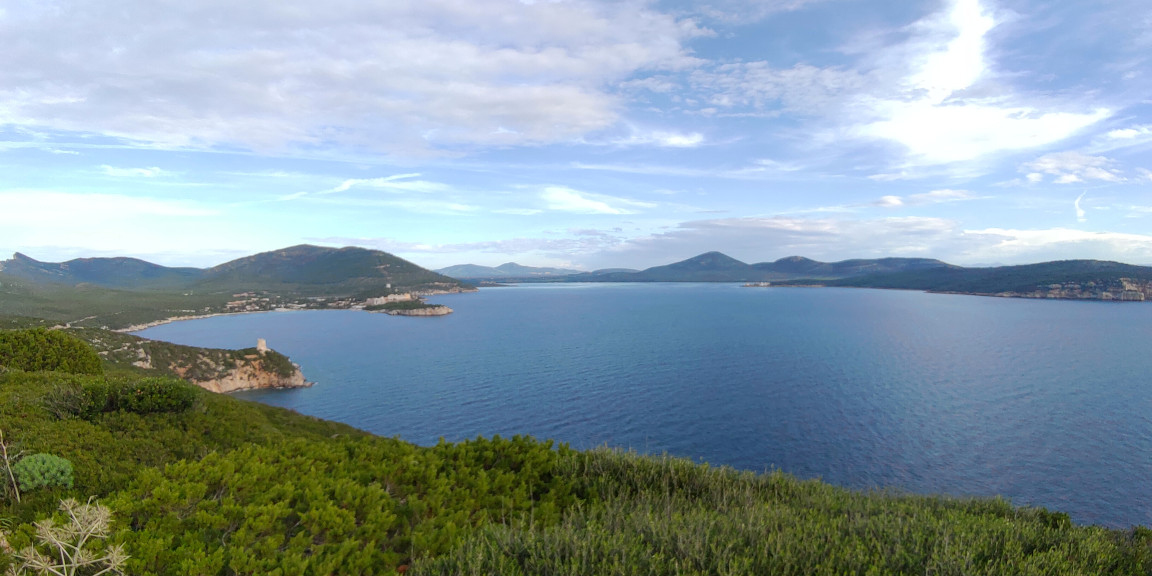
39,377 -> 116,420
11,454 -> 73,492
115,377 -> 197,414
0,329 -> 103,375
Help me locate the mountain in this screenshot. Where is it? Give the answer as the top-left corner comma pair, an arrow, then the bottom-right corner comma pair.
1,245 -> 464,297
199,245 -> 461,295
0,252 -> 202,289
560,252 -> 954,283
436,262 -> 582,280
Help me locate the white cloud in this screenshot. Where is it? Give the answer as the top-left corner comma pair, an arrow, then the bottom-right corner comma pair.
0,0 -> 701,155
961,228 -> 1152,263
322,174 -> 446,195
1106,125 -> 1152,140
1021,152 -> 1126,184
541,187 -> 635,215
100,165 -> 170,178
1138,168 -> 1152,182
1075,192 -> 1087,222
857,0 -> 1109,166
494,208 -> 545,215
873,189 -> 975,208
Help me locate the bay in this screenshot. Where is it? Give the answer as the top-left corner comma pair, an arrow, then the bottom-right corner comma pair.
135,284 -> 1152,528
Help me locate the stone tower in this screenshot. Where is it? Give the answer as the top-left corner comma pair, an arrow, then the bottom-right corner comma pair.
257,338 -> 268,354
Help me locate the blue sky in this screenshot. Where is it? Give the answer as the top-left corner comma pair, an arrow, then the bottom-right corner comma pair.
2,0 -> 1151,270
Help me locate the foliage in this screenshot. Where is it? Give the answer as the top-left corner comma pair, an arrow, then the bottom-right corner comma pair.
365,300 -> 445,312
40,376 -> 194,420
0,329 -> 102,376
258,350 -> 297,379
829,260 -> 1152,295
4,344 -> 1152,574
0,370 -> 362,516
3,498 -> 127,576
108,435 -> 575,575
414,448 -> 1152,575
10,455 -> 73,493
114,378 -> 198,415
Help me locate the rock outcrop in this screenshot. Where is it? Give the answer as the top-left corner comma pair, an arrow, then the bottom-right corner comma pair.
381,306 -> 453,317
191,355 -> 311,393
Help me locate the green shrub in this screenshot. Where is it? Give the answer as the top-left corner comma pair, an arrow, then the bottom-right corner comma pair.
38,377 -> 116,420
260,350 -> 297,378
115,377 -> 197,414
11,454 -> 73,492
0,328 -> 102,375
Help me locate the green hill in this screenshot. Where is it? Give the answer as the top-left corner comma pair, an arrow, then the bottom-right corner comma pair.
558,252 -> 953,282
826,259 -> 1152,295
2,329 -> 1151,575
0,246 -> 469,329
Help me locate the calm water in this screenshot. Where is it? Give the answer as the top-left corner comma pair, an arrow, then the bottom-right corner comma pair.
136,284 -> 1152,528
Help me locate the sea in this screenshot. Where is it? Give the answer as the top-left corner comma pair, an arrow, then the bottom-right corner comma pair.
135,283 -> 1152,528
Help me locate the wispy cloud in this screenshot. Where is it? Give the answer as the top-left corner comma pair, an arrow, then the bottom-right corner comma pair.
541,187 -> 641,215
100,165 -> 171,178
1075,192 -> 1088,222
873,189 -> 976,208
320,174 -> 440,194
1021,152 -> 1126,184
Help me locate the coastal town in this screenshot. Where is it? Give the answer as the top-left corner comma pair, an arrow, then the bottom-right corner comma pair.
222,283 -> 470,316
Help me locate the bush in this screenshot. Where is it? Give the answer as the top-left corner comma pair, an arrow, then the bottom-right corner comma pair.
0,329 -> 103,375
39,377 -> 116,420
11,454 -> 73,492
115,377 -> 197,414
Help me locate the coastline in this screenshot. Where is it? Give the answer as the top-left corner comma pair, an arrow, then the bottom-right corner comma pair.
116,309 -> 287,334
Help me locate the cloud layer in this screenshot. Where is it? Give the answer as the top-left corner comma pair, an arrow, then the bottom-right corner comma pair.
0,0 -> 699,154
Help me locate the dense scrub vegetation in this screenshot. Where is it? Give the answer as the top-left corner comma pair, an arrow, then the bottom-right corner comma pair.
0,328 -> 103,375
3,336 -> 1152,575
365,300 -> 446,312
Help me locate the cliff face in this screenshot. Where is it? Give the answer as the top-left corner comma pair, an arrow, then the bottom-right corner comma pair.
190,355 -> 311,393
78,327 -> 313,393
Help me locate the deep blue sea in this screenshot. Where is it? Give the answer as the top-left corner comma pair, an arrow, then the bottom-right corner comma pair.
136,284 -> 1152,528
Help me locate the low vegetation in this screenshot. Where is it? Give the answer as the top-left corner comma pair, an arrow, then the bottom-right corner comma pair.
365,300 -> 446,312
2,330 -> 1151,575
0,328 -> 103,375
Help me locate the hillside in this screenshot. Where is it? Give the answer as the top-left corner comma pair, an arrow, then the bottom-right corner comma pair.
2,332 -> 1150,575
822,259 -> 1152,299
557,252 -> 954,282
0,245 -> 471,329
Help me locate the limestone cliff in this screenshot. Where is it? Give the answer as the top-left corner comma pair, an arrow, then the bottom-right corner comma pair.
76,327 -> 313,393
189,353 -> 311,393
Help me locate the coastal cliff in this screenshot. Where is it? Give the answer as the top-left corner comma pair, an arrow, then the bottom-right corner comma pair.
189,352 -> 311,393
71,327 -> 313,393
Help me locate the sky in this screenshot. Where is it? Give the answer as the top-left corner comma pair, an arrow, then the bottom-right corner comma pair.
2,0 -> 1151,271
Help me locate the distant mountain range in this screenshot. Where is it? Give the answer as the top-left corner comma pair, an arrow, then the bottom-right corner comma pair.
1,245 -> 464,296
439,252 -> 956,283
436,251 -> 1152,300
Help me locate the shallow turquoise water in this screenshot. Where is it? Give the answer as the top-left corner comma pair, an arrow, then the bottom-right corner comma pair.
137,284 -> 1152,527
